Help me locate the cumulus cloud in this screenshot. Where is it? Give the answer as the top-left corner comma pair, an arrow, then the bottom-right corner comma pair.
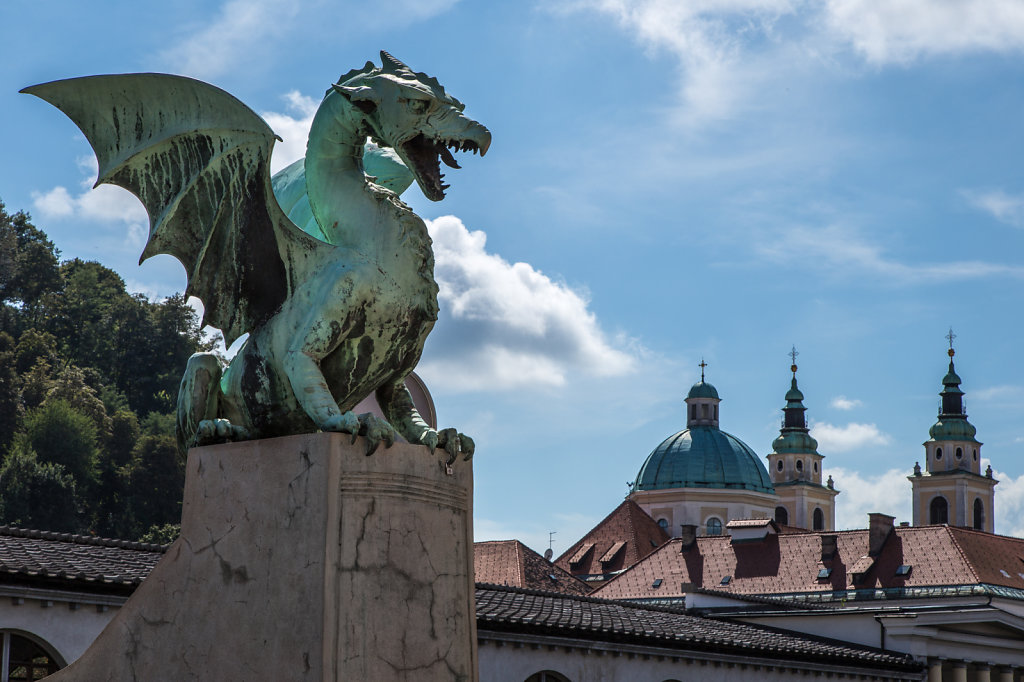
32,184 -> 149,248
823,0 -> 1024,65
756,224 -> 1024,283
418,215 -> 638,392
563,1 -> 1024,126
811,420 -> 890,453
826,466 -> 912,529
262,91 -> 319,174
830,395 -> 861,410
962,189 -> 1024,229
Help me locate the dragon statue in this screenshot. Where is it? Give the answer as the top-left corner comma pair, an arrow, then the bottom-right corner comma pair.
23,52 -> 489,463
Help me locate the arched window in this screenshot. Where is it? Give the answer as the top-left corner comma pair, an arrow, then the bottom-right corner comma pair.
776,460 -> 784,472
955,447 -> 963,460
657,518 -> 669,531
974,498 -> 985,530
706,517 -> 723,536
935,447 -> 943,460
813,461 -> 818,473
813,507 -> 825,530
973,449 -> 978,461
1,632 -> 63,680
796,460 -> 803,472
690,404 -> 696,420
930,496 -> 949,525
775,506 -> 789,525
525,671 -> 571,682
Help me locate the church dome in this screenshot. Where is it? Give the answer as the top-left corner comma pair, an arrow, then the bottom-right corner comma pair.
687,381 -> 720,400
633,426 -> 775,494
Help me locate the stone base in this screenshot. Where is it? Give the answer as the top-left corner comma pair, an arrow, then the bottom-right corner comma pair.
47,433 -> 476,681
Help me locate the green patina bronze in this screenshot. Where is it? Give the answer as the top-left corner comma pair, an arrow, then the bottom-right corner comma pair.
23,52 -> 489,462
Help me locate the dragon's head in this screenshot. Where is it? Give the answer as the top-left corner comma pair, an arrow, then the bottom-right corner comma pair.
333,51 -> 491,201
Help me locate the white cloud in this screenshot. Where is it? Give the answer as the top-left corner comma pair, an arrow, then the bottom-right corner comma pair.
830,395 -> 861,410
811,420 -> 890,453
756,223 -> 1024,283
826,466 -> 911,529
962,188 -> 1024,229
823,0 -> 1024,65
261,91 -> 319,174
563,1 -> 1024,126
32,184 -> 149,248
984,460 -> 1024,538
160,0 -> 461,80
418,215 -> 639,392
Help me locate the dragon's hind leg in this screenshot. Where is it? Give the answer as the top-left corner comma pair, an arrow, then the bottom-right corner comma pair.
175,353 -> 249,455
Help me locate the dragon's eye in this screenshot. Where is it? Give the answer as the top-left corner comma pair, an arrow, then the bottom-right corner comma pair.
408,99 -> 429,114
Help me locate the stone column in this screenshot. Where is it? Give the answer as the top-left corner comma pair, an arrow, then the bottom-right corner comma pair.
927,659 -> 944,682
950,661 -> 968,682
44,433 -> 477,681
995,667 -> 1015,682
976,664 -> 991,682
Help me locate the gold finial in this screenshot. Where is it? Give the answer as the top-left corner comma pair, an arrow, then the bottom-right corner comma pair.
789,345 -> 799,374
946,327 -> 956,358
699,358 -> 707,382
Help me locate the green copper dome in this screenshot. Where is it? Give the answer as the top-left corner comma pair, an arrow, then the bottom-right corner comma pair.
687,381 -> 720,400
929,417 -> 978,442
633,426 -> 775,493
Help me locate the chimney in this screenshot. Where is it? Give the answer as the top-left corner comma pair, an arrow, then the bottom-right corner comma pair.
868,513 -> 894,556
820,534 -> 838,561
679,524 -> 697,550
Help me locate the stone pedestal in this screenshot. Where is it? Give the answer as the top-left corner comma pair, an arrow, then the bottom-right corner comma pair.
47,433 -> 476,681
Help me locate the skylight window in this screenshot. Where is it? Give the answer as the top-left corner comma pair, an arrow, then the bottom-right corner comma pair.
817,567 -> 832,579
1000,569 -> 1011,578
652,578 -> 663,589
895,565 -> 912,577
720,575 -> 732,585
548,574 -> 559,582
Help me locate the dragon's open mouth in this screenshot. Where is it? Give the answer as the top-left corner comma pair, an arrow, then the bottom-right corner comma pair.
400,133 -> 484,201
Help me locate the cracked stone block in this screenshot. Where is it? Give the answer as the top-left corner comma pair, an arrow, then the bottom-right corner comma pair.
45,433 -> 476,681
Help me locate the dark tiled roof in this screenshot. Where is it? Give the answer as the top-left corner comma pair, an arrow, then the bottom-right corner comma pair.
475,540 -> 591,597
0,526 -> 165,590
592,524 -> 1024,602
475,584 -> 921,672
554,500 -> 669,579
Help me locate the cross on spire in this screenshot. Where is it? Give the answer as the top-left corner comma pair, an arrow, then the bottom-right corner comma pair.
699,358 -> 707,382
789,345 -> 799,374
946,327 -> 956,358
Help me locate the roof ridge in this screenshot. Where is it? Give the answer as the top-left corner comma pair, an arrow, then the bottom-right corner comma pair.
944,526 -> 982,583
514,539 -> 527,588
554,499 -> 633,564
0,525 -> 168,553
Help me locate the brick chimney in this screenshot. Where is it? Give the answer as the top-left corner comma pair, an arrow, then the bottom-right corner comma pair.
820,534 -> 838,561
679,524 -> 697,550
868,513 -> 894,556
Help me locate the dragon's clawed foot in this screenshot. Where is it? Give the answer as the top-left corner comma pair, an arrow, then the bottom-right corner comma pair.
420,428 -> 474,466
322,411 -> 398,456
194,419 -> 251,446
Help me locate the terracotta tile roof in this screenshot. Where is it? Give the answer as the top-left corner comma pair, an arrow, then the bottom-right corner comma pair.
475,540 -> 591,597
475,584 -> 921,673
592,524 -> 1024,602
0,526 -> 165,591
554,500 -> 670,581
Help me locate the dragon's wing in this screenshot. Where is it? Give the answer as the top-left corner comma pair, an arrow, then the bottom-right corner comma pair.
22,73 -> 329,346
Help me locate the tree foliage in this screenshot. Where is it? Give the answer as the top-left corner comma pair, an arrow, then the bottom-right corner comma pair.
0,199 -> 211,540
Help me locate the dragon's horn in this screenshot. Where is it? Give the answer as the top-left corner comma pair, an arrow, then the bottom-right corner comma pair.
380,51 -> 411,73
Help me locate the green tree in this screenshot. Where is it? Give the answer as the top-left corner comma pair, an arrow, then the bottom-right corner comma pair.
126,435 -> 185,534
0,443 -> 80,533
22,400 -> 98,486
0,202 -> 62,332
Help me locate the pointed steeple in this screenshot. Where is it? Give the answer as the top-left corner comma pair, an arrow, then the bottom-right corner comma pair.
929,329 -> 977,443
772,348 -> 818,456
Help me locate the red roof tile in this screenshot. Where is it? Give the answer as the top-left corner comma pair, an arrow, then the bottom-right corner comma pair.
592,524 -> 1024,601
554,500 -> 670,581
475,540 -> 591,597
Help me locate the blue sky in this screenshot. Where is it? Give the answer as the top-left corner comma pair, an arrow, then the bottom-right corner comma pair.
3,1 -> 1024,552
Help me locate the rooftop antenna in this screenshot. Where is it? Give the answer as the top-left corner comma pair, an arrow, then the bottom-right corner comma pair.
544,531 -> 556,561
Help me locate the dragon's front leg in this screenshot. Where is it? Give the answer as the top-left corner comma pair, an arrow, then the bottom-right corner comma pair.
377,381 -> 475,465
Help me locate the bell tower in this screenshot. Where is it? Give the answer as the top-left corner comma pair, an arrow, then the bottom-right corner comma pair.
766,347 -> 838,530
909,330 -> 997,531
